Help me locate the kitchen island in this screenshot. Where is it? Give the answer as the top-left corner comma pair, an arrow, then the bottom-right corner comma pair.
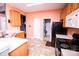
0,37 -> 29,56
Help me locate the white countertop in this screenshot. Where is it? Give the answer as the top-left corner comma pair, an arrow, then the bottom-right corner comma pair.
5,30 -> 24,34
0,37 -> 29,52
0,41 -> 9,53
56,34 -> 73,40
61,48 -> 79,56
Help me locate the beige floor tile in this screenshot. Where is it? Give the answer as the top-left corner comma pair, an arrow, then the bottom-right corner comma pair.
28,39 -> 55,56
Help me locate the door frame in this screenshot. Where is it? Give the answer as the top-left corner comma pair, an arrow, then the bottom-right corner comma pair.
42,18 -> 52,42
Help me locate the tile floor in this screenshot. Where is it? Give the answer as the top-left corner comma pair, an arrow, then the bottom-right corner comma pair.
28,38 -> 55,56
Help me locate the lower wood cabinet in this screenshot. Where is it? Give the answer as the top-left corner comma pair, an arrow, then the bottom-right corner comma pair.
9,42 -> 29,56
15,32 -> 26,38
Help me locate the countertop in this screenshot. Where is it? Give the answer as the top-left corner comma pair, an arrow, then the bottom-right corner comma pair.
0,41 -> 9,53
5,30 -> 24,34
0,37 -> 29,52
61,48 -> 79,56
56,34 -> 73,40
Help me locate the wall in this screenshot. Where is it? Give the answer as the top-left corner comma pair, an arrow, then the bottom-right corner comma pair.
6,4 -> 26,32
26,10 -> 61,39
0,10 -> 7,36
0,14 -> 6,31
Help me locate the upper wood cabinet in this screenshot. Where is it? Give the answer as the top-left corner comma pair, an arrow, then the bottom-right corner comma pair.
69,3 -> 79,13
10,10 -> 21,27
60,4 -> 69,20
61,3 -> 79,21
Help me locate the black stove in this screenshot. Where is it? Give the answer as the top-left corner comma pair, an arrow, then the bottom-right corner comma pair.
58,38 -> 79,52
55,38 -> 79,56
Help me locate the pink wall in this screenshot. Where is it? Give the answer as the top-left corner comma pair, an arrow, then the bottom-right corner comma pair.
26,10 -> 61,39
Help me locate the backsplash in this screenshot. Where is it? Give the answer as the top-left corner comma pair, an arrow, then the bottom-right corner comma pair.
7,23 -> 20,31
67,28 -> 79,36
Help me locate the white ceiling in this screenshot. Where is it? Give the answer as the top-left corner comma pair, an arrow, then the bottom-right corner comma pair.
8,3 -> 67,13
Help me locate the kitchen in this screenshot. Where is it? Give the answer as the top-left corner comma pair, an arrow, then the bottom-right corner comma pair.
0,3 -> 79,56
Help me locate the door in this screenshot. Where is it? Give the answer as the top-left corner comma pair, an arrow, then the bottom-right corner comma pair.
33,18 -> 41,39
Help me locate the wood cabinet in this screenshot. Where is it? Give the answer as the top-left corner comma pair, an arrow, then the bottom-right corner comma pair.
60,4 -> 69,20
9,42 -> 29,56
15,32 -> 26,38
69,3 -> 78,13
10,10 -> 21,27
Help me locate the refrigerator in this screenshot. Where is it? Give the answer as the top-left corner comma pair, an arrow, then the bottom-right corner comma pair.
51,22 -> 67,47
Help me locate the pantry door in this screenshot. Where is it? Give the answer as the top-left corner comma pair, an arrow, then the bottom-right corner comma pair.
33,18 -> 41,39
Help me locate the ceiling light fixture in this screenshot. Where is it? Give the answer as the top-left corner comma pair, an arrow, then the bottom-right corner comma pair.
26,3 -> 44,7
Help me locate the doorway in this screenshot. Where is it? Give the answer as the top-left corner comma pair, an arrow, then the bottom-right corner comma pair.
20,15 -> 26,32
43,19 -> 51,42
20,15 -> 26,38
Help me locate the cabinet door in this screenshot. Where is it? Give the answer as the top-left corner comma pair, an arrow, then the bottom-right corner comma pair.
9,43 -> 28,56
76,3 -> 79,9
15,11 -> 21,26
60,7 -> 67,20
70,3 -> 78,12
10,10 -> 21,27
66,5 -> 71,15
60,4 -> 70,20
15,32 -> 26,38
